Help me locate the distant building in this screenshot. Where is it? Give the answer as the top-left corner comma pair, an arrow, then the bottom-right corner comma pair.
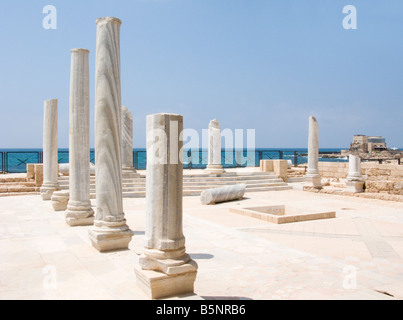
350,135 -> 387,153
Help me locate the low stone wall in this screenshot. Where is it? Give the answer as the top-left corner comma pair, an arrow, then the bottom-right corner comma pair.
363,163 -> 403,195
318,162 -> 348,179
317,161 -> 403,195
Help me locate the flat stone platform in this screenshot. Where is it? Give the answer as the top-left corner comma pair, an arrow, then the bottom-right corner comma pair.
1,179 -> 403,299
229,205 -> 336,224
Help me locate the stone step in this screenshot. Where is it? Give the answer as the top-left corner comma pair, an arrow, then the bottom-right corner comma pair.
66,171 -> 290,199
0,181 -> 38,187
0,177 -> 28,183
0,186 -> 40,193
0,192 -> 41,198
177,182 -> 288,191
181,175 -> 278,182
120,178 -> 284,188
90,181 -> 288,193
182,172 -> 275,177
183,178 -> 284,185
182,185 -> 292,196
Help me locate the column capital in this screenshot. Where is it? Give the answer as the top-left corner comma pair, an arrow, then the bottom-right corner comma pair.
96,17 -> 122,26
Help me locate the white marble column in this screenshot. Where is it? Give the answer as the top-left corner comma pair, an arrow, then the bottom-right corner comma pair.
345,154 -> 364,193
205,119 -> 225,174
65,48 -> 94,226
40,99 -> 60,200
88,17 -> 133,252
135,113 -> 198,299
121,106 -> 138,174
305,116 -> 322,188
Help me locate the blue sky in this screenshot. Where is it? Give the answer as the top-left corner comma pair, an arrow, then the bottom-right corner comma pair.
0,0 -> 402,149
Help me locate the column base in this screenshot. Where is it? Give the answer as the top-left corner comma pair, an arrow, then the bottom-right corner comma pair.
65,201 -> 95,226
204,164 -> 225,175
40,183 -> 60,201
88,220 -> 134,252
139,248 -> 198,275
51,190 -> 69,211
135,264 -> 198,300
344,181 -> 364,193
305,174 -> 322,189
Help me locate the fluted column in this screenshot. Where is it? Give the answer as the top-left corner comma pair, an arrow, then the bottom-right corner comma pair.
305,116 -> 322,188
65,48 -> 94,226
135,113 -> 198,299
205,119 -> 225,174
40,99 -> 60,200
88,17 -> 133,252
121,106 -> 138,174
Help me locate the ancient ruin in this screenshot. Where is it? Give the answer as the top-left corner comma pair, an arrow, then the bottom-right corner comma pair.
305,116 -> 322,189
64,48 -> 94,226
135,113 -> 198,299
205,119 -> 225,174
200,184 -> 246,205
40,99 -> 60,200
122,106 -> 139,175
88,17 -> 133,252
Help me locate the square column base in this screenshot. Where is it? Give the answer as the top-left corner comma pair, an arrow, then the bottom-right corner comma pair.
135,264 -> 197,300
304,175 -> 322,189
88,228 -> 134,252
40,183 -> 61,201
66,216 -> 95,227
51,190 -> 70,211
344,181 -> 364,193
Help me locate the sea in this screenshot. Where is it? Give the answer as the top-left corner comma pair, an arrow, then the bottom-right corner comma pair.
0,148 -> 347,173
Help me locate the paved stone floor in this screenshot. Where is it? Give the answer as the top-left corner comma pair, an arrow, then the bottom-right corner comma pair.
1,185 -> 403,300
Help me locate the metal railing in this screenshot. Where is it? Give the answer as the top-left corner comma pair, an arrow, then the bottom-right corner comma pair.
134,149 -> 308,170
0,149 -> 345,173
0,151 -> 3,173
2,151 -> 42,173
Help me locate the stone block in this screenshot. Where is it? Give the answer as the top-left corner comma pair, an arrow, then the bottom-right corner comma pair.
260,160 -> 273,172
273,160 -> 288,182
88,228 -> 134,252
365,181 -> 395,193
135,265 -> 197,300
334,172 -> 346,178
51,190 -> 69,211
26,164 -> 35,180
229,205 -> 335,224
365,168 -> 390,176
344,181 -> 364,193
34,164 -> 43,187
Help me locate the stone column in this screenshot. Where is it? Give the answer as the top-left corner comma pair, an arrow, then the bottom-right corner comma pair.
121,106 -> 138,175
205,119 -> 225,174
200,184 -> 246,205
345,154 -> 364,193
40,99 -> 60,200
88,17 -> 133,252
135,113 -> 198,299
305,116 -> 322,188
65,48 -> 94,226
